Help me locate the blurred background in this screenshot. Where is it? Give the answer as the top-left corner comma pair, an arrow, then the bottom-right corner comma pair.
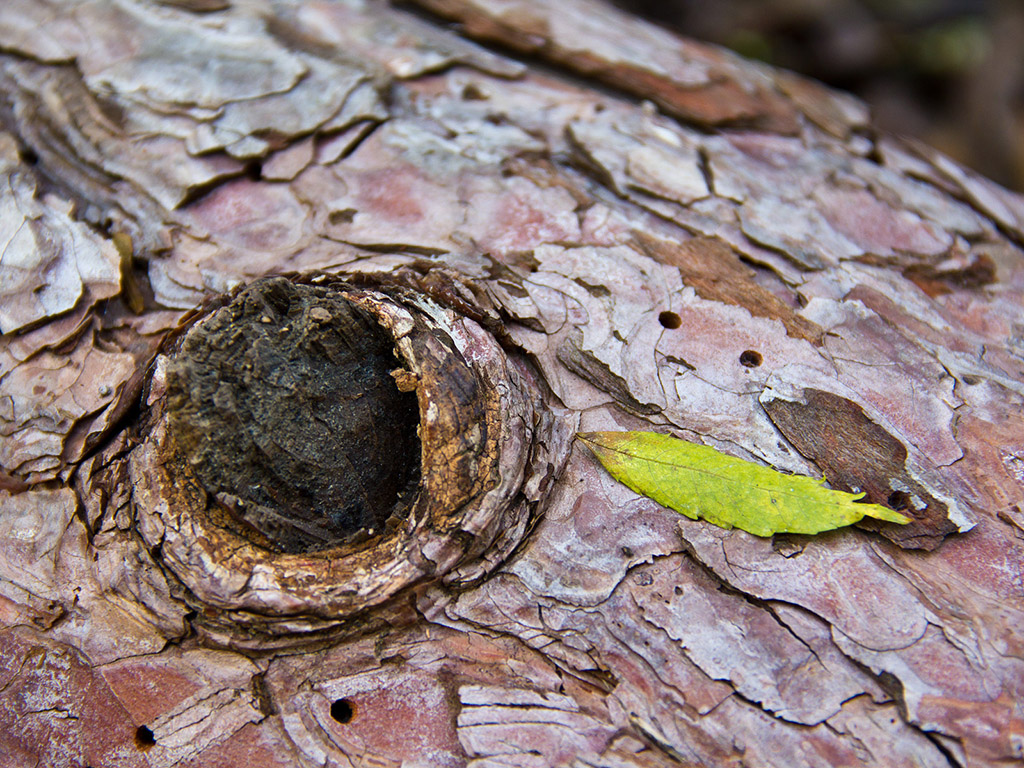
616,0 -> 1024,192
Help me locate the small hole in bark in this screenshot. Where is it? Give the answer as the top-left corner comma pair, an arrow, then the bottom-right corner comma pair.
329,208 -> 357,225
962,374 -> 982,385
658,311 -> 682,329
244,160 -> 262,180
739,350 -> 762,367
461,83 -> 488,100
330,698 -> 356,724
19,147 -> 39,166
887,491 -> 910,511
135,725 -> 156,749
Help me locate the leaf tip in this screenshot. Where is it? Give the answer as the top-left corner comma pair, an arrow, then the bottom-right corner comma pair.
859,502 -> 913,525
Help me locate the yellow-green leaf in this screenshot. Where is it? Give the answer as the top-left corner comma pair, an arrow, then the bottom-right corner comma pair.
578,431 -> 911,536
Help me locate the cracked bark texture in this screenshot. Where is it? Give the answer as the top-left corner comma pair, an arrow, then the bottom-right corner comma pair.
1,1 -> 1023,766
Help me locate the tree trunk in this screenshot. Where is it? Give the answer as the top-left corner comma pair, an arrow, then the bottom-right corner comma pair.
1,1 -> 1022,766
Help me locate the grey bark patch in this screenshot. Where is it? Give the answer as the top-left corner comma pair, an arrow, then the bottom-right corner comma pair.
164,277 -> 420,553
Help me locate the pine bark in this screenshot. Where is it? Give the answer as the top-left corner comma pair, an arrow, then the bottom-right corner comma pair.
1,1 -> 1023,766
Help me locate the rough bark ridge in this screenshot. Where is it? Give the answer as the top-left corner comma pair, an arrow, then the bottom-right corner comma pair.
1,1 -> 1023,766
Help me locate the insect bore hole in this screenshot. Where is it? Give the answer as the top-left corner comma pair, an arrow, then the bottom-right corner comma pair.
739,350 -> 762,368
658,310 -> 682,329
19,146 -> 39,166
330,698 -> 356,724
887,490 -> 911,511
244,159 -> 263,181
135,725 -> 156,750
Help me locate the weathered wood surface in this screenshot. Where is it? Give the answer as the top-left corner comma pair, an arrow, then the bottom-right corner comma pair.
1,1 -> 1023,766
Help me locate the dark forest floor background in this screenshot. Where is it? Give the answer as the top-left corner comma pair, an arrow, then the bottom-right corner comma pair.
618,0 -> 1024,192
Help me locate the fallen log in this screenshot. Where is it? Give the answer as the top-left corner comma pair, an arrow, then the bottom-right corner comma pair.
1,1 -> 1022,765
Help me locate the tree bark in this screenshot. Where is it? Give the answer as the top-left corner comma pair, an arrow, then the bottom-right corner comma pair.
1,1 -> 1023,766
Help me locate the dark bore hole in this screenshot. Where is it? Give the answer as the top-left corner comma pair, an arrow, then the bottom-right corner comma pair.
135,725 -> 156,749
658,310 -> 682,329
739,350 -> 762,368
244,159 -> 263,180
461,83 -> 488,100
165,277 -> 421,554
330,698 -> 356,724
887,490 -> 911,511
329,208 -> 357,225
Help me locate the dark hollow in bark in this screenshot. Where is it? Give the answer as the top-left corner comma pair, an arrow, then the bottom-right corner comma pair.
164,277 -> 420,554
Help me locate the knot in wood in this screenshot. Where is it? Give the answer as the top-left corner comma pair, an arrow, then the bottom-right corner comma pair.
129,272 -> 567,647
164,277 -> 420,553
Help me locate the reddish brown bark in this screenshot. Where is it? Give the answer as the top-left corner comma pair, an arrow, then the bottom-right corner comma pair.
1,1 -> 1022,766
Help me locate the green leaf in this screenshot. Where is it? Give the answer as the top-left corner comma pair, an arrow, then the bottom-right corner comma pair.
578,431 -> 911,536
